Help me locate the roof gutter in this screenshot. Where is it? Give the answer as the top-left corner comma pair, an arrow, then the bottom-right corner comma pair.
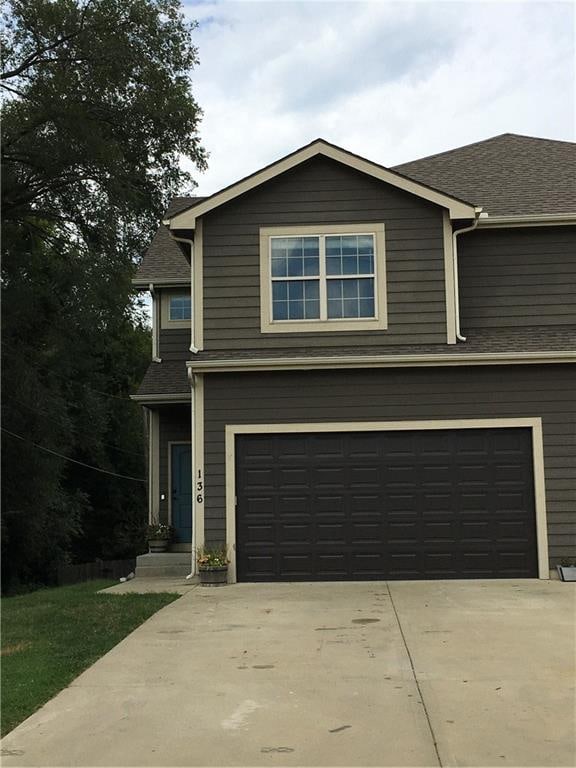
168,233 -> 199,355
477,213 -> 576,228
453,207 -> 483,342
148,283 -> 162,363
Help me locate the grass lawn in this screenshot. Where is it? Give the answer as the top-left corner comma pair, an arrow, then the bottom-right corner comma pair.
1,580 -> 180,736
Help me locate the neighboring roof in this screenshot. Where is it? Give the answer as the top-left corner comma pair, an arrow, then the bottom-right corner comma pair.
189,326 -> 576,363
133,197 -> 206,286
165,138 -> 478,228
134,327 -> 576,397
393,134 -> 576,217
135,360 -> 190,397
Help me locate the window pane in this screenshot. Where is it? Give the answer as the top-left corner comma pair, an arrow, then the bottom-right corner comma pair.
304,281 -> 319,300
360,298 -> 375,317
272,282 -> 287,301
288,299 -> 304,319
271,256 -> 287,277
169,295 -> 191,321
272,280 -> 320,320
271,236 -> 319,279
273,301 -> 288,320
344,298 -> 359,317
325,234 -> 374,276
326,278 -> 375,319
359,278 -> 374,298
358,254 -> 373,274
327,299 -> 343,318
343,280 -> 357,299
287,281 -> 303,301
287,255 -> 304,276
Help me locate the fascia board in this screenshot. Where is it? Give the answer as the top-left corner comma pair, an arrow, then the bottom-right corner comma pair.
186,351 -> 576,374
167,142 -> 477,229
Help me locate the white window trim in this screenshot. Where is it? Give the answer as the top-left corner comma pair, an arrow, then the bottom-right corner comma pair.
260,223 -> 387,333
160,289 -> 192,329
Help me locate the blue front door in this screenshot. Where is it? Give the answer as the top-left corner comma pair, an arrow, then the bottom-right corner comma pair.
171,444 -> 192,543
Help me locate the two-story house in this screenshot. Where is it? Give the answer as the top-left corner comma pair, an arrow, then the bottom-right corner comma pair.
132,133 -> 576,583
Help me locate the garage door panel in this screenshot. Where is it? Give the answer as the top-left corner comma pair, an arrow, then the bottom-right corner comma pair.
236,428 -> 538,581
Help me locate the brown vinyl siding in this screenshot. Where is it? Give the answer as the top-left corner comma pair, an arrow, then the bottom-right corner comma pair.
203,365 -> 576,563
158,406 -> 190,525
459,227 -> 576,330
202,156 -> 448,350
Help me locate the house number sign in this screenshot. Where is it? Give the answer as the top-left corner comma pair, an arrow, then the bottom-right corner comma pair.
196,469 -> 204,504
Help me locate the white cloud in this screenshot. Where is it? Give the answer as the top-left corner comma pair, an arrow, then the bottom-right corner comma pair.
182,0 -> 575,195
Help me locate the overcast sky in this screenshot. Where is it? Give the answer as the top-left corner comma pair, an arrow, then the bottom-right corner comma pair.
183,0 -> 575,196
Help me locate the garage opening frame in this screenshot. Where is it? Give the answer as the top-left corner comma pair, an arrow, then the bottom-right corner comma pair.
224,418 -> 549,583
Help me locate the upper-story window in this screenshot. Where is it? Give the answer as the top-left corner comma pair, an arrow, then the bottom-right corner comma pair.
160,290 -> 191,329
260,223 -> 387,333
169,295 -> 191,321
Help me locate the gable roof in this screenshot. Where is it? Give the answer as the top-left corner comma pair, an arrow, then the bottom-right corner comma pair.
165,139 -> 478,229
393,133 -> 576,217
133,197 -> 205,286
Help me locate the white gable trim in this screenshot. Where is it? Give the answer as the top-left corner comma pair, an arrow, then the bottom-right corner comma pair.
165,140 -> 478,229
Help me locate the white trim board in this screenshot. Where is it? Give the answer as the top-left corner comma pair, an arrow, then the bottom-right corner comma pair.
193,373 -> 205,556
224,418 -> 549,584
188,351 -> 576,374
131,394 -> 191,404
148,409 -> 160,525
166,140 -> 477,229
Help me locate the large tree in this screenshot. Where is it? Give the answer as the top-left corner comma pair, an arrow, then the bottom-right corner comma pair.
1,0 -> 206,590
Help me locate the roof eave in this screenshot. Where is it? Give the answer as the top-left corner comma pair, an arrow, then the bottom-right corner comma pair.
132,278 -> 190,288
185,351 -> 576,374
166,140 -> 477,229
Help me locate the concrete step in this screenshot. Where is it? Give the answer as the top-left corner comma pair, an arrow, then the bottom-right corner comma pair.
135,552 -> 193,579
135,565 -> 192,578
137,553 -> 192,567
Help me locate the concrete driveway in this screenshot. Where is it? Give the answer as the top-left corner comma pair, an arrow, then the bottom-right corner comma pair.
1,580 -> 575,767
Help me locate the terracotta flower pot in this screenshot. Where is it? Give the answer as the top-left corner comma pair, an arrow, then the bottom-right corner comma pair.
199,566 -> 228,586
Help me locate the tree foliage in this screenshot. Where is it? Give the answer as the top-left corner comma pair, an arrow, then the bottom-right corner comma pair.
1,0 -> 206,591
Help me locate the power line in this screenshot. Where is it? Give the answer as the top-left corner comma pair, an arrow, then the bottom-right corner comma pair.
3,393 -> 145,458
1,428 -> 146,483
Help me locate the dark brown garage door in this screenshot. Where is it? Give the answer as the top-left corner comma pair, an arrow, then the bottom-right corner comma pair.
235,428 -> 538,581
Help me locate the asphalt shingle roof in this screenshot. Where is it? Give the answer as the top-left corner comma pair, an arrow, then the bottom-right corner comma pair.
135,326 -> 576,397
136,360 -> 190,397
393,134 -> 576,217
136,133 -> 576,285
134,197 -> 205,285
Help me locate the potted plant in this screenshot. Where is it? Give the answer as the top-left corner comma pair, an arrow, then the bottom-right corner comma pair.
556,559 -> 576,582
147,523 -> 172,553
196,545 -> 229,586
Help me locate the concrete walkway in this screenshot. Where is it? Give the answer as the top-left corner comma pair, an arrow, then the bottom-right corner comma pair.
99,578 -> 198,595
1,580 -> 574,767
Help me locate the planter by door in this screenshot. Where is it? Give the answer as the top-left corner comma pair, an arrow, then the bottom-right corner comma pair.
199,567 -> 228,586
148,539 -> 169,554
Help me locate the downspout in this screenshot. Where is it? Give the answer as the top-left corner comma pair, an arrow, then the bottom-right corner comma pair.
169,233 -> 199,355
185,364 -> 196,579
453,207 -> 483,342
148,283 -> 162,363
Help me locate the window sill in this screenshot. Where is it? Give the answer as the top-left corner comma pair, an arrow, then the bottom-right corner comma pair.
260,316 -> 388,334
161,320 -> 191,330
